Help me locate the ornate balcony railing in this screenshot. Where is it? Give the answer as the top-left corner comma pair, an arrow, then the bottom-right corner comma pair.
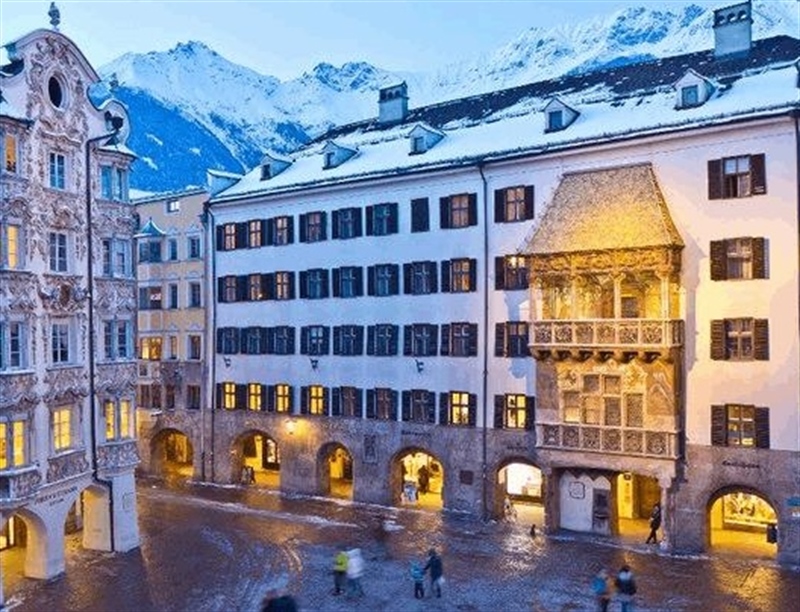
97,439 -> 140,471
539,424 -> 679,459
0,465 -> 43,508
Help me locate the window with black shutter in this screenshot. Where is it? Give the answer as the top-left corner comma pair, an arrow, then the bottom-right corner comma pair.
708,154 -> 767,199
438,392 -> 449,426
754,406 -> 770,448
411,198 -> 429,233
710,237 -> 768,281
495,323 -> 507,357
493,395 -> 505,428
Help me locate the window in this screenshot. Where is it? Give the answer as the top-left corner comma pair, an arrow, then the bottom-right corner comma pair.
366,202 -> 398,236
300,268 -> 329,299
440,193 -> 476,229
248,383 -> 264,411
333,386 -> 361,418
166,199 -> 180,213
273,383 -> 292,413
168,283 -> 179,309
404,324 -> 438,357
563,391 -> 580,423
248,219 -> 263,247
51,321 -> 71,364
411,135 -> 425,154
101,238 -> 131,277
495,322 -> 530,357
547,110 -> 563,132
49,152 -> 66,189
52,406 -> 74,452
0,222 -> 22,270
139,286 -> 163,310
442,258 -> 476,293
494,394 -> 534,429
446,391 -> 475,426
402,390 -> 435,423
187,385 -> 201,410
115,168 -> 129,202
48,232 -> 68,272
300,211 -> 326,243
274,271 -> 294,300
404,261 -> 437,295
708,154 -> 766,199
410,198 -> 429,233
151,383 -> 162,409
269,216 -> 292,246
99,165 -> 128,201
101,165 -> 113,199
368,324 -> 399,356
140,336 -> 162,361
303,385 -> 326,415
711,404 -> 770,448
188,235 -> 202,259
168,335 -> 178,360
441,322 -> 478,357
138,239 -> 162,263
0,321 -> 27,371
271,326 -> 295,355
332,207 -> 362,239
561,374 -> 640,427
711,318 -> 769,361
241,327 -> 265,355
165,385 -> 176,410
104,399 -> 133,441
495,255 -> 528,291
333,266 -> 363,298
334,325 -> 363,356
367,264 -> 399,297
103,319 -> 133,361
367,388 -> 397,421
3,133 -> 18,174
220,223 -> 237,250
710,237 -> 766,281
302,325 -> 329,356
188,335 -> 202,360
0,419 -> 27,469
167,238 -> 178,261
260,164 -> 271,180
217,327 -> 240,355
681,85 -> 699,107
220,276 -> 237,303
494,186 -> 534,223
220,382 -> 237,410
248,274 -> 264,301
189,282 -> 202,307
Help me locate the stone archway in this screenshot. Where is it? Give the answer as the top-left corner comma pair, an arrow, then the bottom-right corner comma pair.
392,447 -> 444,511
150,427 -> 194,480
231,429 -> 281,488
317,442 -> 353,500
495,458 -> 545,527
707,485 -> 778,559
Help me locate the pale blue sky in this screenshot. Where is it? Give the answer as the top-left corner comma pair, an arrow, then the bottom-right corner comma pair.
1,0 -> 724,80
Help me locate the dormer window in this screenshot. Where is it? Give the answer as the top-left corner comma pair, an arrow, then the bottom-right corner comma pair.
257,151 -> 292,180
412,136 -> 425,154
321,140 -> 357,170
681,85 -> 699,108
543,98 -> 578,133
674,69 -> 714,110
407,123 -> 444,156
324,151 -> 336,169
260,164 -> 271,181
547,110 -> 563,132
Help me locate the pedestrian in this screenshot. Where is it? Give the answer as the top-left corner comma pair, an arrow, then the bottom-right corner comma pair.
345,548 -> 365,597
410,560 -> 425,599
261,588 -> 298,612
332,549 -> 348,596
503,495 -> 517,522
423,547 -> 444,598
645,501 -> 661,544
418,464 -> 430,494
591,569 -> 611,612
614,564 -> 637,612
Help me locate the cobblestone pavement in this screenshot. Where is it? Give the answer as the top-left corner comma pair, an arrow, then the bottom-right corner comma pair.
3,477 -> 798,612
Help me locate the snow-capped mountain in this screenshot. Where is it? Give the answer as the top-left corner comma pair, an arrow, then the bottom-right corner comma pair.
100,0 -> 799,193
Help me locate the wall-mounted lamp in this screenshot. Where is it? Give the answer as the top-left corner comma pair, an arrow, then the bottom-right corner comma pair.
286,418 -> 297,436
415,359 -> 424,373
223,356 -> 231,368
309,357 -> 319,370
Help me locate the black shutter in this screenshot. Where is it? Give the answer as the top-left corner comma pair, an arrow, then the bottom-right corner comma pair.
322,387 -> 330,416
235,384 -> 247,410
264,273 -> 275,300
468,259 -> 477,291
320,212 -> 328,240
266,385 -> 276,412
440,324 -> 450,356
710,320 -> 726,360
495,323 -> 506,357
287,272 -> 296,299
331,387 -> 341,416
525,396 -> 536,430
356,326 -> 365,355
288,327 -> 296,354
390,390 -> 399,421
236,222 -> 248,249
259,327 -> 268,354
428,324 -> 439,357
709,240 -> 727,281
426,393 -> 436,424
402,391 -> 411,421
322,326 -> 330,354
299,271 -> 308,298
388,202 -> 399,234
236,275 -> 248,302
754,406 -> 770,448
494,395 -> 504,428
216,226 -> 224,251
439,197 -> 450,229
411,197 -> 429,233
495,257 -> 505,290
260,219 -> 269,246
266,328 -> 275,354
390,325 -> 399,355
429,261 -> 438,293
367,326 -> 375,355
753,319 -> 769,360
494,189 -> 504,222
440,260 -> 451,293
300,327 -> 309,354
365,205 -> 374,236
353,208 -> 363,237
390,265 -> 399,295
299,213 -> 307,242
240,328 -> 250,355
331,210 -> 340,239
300,386 -> 309,414
367,266 -> 375,296
708,159 -> 723,200
403,325 -> 413,356
321,269 -> 330,298
355,267 -> 364,296
468,394 -> 477,426
752,237 -> 766,279
467,193 -> 478,226
287,216 -> 295,244
438,392 -> 449,425
710,405 -> 727,446
524,185 -> 534,220
332,268 -> 341,297
216,328 -> 223,353
215,383 -> 223,410
751,153 -> 766,195
366,389 -> 376,419
333,327 -> 341,355
265,218 -> 275,246
468,324 -> 479,356
217,277 -> 225,302
403,263 -> 412,295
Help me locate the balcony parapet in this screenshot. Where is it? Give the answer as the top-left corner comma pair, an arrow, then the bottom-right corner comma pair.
97,439 -> 140,472
0,465 -> 42,509
530,319 -> 683,362
539,424 -> 679,459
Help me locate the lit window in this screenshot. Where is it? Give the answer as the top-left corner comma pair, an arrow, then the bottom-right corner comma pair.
723,156 -> 752,198
0,420 -> 27,469
275,383 -> 292,413
450,391 -> 471,425
0,223 -> 22,270
3,133 -> 18,174
248,383 -> 263,411
308,385 -> 325,415
52,406 -> 73,452
248,220 -> 262,247
166,199 -> 180,213
140,337 -> 163,361
505,395 -> 528,429
222,382 -> 236,410
449,194 -> 469,228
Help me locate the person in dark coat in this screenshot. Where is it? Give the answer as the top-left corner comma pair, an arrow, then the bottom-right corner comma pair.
417,465 -> 430,494
423,548 -> 444,598
614,565 -> 637,612
261,589 -> 298,612
646,501 -> 662,544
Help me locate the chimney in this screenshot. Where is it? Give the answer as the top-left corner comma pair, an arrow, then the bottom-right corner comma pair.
713,1 -> 753,58
378,82 -> 408,124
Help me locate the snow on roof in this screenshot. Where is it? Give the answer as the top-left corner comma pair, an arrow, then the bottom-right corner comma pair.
526,163 -> 684,255
211,37 -> 800,204
134,217 -> 166,238
207,168 -> 243,179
